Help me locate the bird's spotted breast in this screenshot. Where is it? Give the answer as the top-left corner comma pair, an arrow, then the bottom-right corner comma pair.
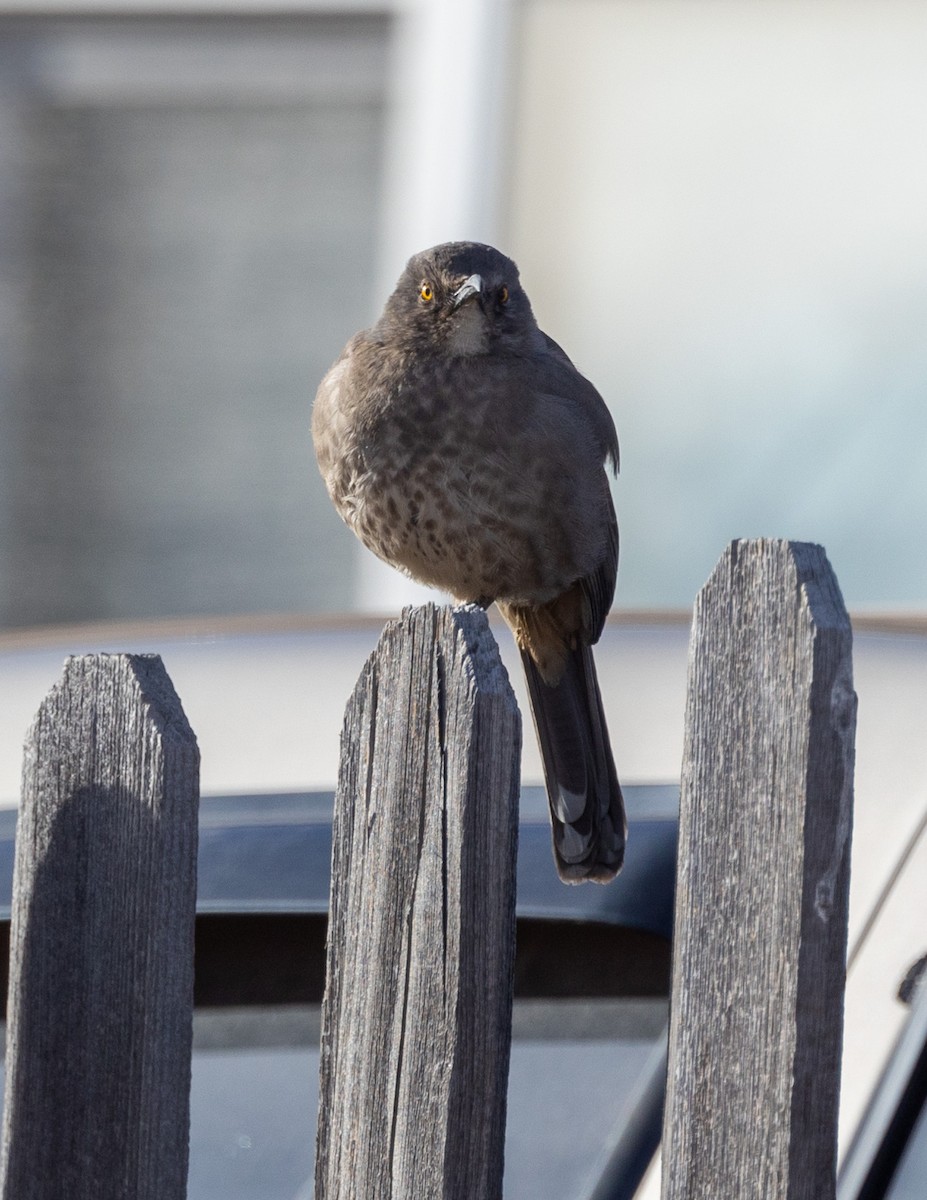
325,363 -> 553,603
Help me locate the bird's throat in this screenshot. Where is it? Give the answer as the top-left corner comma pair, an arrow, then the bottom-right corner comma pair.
446,303 -> 489,356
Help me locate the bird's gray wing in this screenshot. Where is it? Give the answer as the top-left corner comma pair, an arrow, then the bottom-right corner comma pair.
581,488 -> 618,644
529,335 -> 619,642
538,332 -> 620,472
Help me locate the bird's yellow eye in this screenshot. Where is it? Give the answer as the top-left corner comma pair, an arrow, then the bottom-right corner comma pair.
419,283 -> 434,302
499,284 -> 509,304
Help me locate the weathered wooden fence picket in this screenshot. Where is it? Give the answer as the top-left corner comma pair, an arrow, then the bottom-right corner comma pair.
1,653 -> 199,1200
662,540 -> 856,1200
315,603 -> 521,1200
0,537 -> 857,1199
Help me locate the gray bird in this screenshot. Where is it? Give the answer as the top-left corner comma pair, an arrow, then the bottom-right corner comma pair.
312,241 -> 626,883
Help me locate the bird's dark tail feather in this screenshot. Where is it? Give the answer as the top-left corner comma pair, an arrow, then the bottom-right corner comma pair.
520,644 -> 626,884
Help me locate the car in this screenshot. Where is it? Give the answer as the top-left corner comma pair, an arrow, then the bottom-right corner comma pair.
838,952 -> 927,1200
0,611 -> 926,1197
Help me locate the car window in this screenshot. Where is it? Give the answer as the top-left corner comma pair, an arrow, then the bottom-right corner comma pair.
185,999 -> 668,1200
885,1104 -> 927,1200
0,999 -> 669,1199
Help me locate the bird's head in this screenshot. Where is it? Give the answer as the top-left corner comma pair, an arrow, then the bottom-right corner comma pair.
378,242 -> 539,357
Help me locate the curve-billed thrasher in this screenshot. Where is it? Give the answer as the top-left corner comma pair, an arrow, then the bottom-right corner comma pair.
313,242 -> 626,883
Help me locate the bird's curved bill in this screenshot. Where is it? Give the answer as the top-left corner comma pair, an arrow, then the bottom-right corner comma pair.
451,274 -> 483,309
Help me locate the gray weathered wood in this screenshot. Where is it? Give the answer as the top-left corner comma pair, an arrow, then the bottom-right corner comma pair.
315,604 -> 521,1200
662,540 -> 856,1200
1,653 -> 200,1200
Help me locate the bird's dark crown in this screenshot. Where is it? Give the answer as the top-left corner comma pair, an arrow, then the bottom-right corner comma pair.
376,241 -> 538,355
418,241 -> 517,286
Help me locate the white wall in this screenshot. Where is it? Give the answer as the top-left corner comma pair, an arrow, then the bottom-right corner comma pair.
508,0 -> 927,608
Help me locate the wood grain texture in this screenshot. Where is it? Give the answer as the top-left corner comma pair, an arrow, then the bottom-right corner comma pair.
1,654 -> 200,1200
662,540 -> 856,1200
315,604 -> 521,1200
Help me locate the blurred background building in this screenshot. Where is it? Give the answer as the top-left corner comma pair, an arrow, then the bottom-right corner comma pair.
1,0 -> 926,630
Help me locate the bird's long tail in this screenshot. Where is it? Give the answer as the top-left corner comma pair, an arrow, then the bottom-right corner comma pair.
520,643 -> 627,884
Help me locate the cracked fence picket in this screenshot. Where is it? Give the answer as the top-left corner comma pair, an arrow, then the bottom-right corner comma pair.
314,604 -> 521,1200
